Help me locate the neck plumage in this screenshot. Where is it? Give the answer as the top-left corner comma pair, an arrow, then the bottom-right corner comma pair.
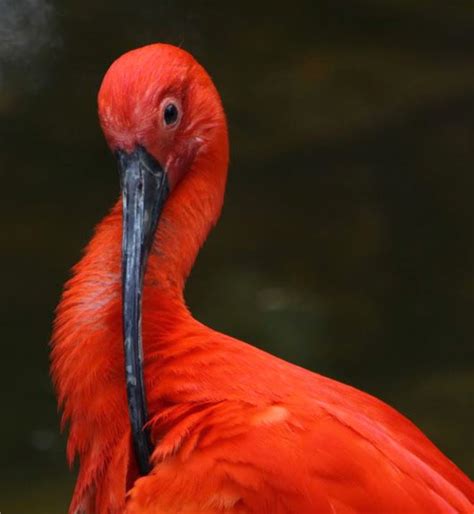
51,137 -> 228,513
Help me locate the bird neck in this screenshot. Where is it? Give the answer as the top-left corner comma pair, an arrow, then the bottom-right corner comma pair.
148,137 -> 228,295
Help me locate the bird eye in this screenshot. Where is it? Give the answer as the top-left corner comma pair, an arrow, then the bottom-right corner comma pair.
163,103 -> 179,126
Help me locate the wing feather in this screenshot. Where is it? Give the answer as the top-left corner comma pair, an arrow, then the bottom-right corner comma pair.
125,394 -> 473,513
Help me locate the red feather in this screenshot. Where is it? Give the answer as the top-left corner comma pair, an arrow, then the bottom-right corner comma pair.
51,43 -> 473,514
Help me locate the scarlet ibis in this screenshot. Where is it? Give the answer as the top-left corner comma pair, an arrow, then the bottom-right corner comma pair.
51,43 -> 473,514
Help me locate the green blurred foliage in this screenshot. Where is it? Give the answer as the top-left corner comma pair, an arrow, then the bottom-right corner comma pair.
0,0 -> 473,511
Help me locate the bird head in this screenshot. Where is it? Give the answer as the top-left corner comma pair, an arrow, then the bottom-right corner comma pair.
98,43 -> 226,189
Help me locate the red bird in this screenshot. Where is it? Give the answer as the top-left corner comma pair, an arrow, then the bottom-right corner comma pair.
51,43 -> 473,514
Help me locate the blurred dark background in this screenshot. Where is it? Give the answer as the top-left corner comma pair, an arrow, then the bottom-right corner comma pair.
1,0 -> 473,511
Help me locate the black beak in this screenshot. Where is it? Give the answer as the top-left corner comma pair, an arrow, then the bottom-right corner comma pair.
116,146 -> 169,475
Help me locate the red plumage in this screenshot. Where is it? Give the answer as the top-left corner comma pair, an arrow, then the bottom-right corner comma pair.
51,43 -> 473,514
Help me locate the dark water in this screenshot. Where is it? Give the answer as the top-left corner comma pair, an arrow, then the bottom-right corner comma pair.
1,1 -> 473,511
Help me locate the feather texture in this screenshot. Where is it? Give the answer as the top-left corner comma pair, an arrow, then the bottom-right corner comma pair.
51,44 -> 473,514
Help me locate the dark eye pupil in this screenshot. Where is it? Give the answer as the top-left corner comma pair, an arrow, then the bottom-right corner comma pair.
164,103 -> 178,125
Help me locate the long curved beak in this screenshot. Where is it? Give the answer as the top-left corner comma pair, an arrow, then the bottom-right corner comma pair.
116,146 -> 169,475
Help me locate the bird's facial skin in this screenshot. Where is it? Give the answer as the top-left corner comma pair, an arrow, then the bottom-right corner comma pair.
98,44 -> 224,190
